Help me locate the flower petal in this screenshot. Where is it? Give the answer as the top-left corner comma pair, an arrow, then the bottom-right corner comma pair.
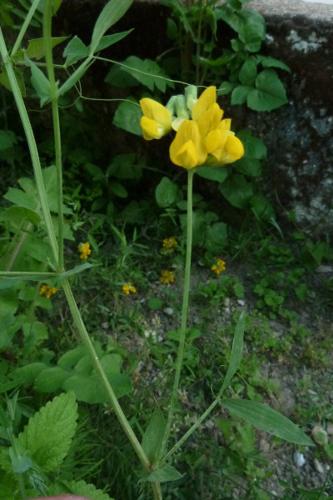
140,98 -> 171,130
197,102 -> 224,138
140,116 -> 163,140
211,135 -> 244,165
192,86 -> 216,121
169,120 -> 207,169
204,129 -> 229,153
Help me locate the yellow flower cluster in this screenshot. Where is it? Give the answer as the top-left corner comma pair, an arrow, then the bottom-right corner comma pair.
211,258 -> 226,276
78,242 -> 91,260
140,86 -> 244,169
122,282 -> 137,295
39,284 -> 58,299
160,270 -> 176,285
162,236 -> 177,252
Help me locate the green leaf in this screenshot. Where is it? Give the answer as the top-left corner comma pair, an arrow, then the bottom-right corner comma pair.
206,222 -> 228,253
4,206 -> 41,229
94,29 -> 134,52
34,367 -> 69,392
118,56 -> 173,92
146,464 -> 182,483
110,182 -> 128,198
155,177 -> 179,208
217,81 -> 234,96
60,262 -> 93,279
256,55 -> 290,72
142,411 -> 166,465
63,36 -> 89,65
17,392 -> 78,472
107,154 -> 142,180
90,0 -> 133,53
222,399 -> 314,446
219,174 -> 253,209
12,362 -> 47,386
247,70 -> 287,112
197,166 -> 228,183
66,479 -> 114,500
235,130 -> 266,177
28,60 -> 51,107
221,312 -> 245,393
26,36 -> 68,60
239,59 -> 257,85
58,346 -> 87,370
112,100 -> 141,135
239,9 -> 266,52
0,68 -> 26,97
231,85 -> 251,105
0,130 -> 17,150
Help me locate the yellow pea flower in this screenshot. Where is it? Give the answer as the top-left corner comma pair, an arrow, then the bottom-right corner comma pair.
211,258 -> 226,276
169,120 -> 207,169
162,236 -> 177,251
39,284 -> 58,299
140,98 -> 172,140
122,282 -> 137,295
160,270 -> 176,285
191,86 -> 217,121
78,242 -> 91,260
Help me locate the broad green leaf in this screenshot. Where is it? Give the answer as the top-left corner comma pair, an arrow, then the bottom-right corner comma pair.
94,29 -> 134,52
90,0 -> 133,53
142,411 -> 166,464
26,36 -> 68,60
239,9 -> 265,52
235,130 -> 266,177
112,100 -> 141,135
222,399 -> 314,446
17,392 -> 78,472
247,70 -> 287,112
197,166 -> 229,183
217,81 -> 234,96
118,56 -> 173,92
256,55 -> 290,72
4,187 -> 36,210
11,363 -> 47,386
4,206 -> 40,228
250,194 -> 274,220
107,154 -> 142,180
0,130 -> 17,150
58,346 -> 87,370
29,60 -> 50,106
63,36 -> 89,66
231,85 -> 251,106
221,312 -> 245,393
146,464 -> 182,483
110,182 -> 128,198
34,367 -> 69,392
66,479 -> 114,500
219,174 -> 253,209
155,177 -> 179,208
239,59 -> 257,85
205,222 -> 228,254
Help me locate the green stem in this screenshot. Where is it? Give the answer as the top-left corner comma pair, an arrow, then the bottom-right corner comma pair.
43,0 -> 64,271
62,279 -> 150,469
11,0 -> 42,56
0,28 -> 59,265
162,170 -> 194,454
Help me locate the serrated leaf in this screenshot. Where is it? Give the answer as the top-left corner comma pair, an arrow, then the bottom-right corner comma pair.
28,60 -> 50,107
221,312 -> 245,393
155,177 -> 179,208
90,0 -> 133,53
247,70 -> 287,112
17,392 -> 78,472
112,100 -> 141,135
222,399 -> 314,446
146,464 -> 182,483
142,411 -> 166,464
63,36 -> 89,66
26,36 -> 68,60
66,479 -> 114,500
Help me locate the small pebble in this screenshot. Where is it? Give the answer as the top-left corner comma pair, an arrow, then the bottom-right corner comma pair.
314,458 -> 325,474
163,307 -> 174,316
237,299 -> 245,306
294,451 -> 306,467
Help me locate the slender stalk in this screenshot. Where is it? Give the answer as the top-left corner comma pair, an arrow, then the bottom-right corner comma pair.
0,28 -> 59,264
5,222 -> 32,271
43,0 -> 64,271
0,271 -> 57,279
11,0 -> 42,56
162,170 -> 194,454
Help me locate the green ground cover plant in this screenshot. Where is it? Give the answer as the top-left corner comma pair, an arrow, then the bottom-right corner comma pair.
0,1 -> 332,499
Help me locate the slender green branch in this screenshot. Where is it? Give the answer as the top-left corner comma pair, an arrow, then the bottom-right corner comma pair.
162,170 -> 194,454
11,0 -> 42,56
0,28 -> 59,264
62,279 -> 150,470
43,0 -> 64,271
0,271 -> 57,279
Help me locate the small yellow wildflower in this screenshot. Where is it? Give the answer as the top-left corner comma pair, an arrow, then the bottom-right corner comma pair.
78,242 -> 91,260
162,236 -> 177,252
211,258 -> 226,276
122,283 -> 137,295
39,284 -> 58,299
160,270 -> 176,285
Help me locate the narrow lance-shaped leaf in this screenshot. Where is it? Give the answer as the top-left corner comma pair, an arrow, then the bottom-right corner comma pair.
90,0 -> 133,54
221,311 -> 245,393
142,411 -> 166,465
222,399 -> 314,446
